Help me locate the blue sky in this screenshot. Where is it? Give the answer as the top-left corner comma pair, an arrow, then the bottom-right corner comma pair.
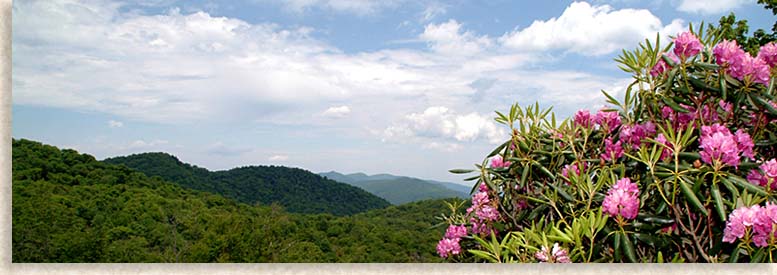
11,0 -> 775,183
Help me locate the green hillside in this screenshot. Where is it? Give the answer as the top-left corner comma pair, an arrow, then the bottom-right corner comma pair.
319,171 -> 469,204
104,152 -> 390,216
12,138 -> 460,262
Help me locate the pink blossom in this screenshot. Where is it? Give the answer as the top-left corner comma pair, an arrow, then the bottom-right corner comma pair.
445,225 -> 468,239
757,42 -> 777,68
749,159 -> 777,190
723,206 -> 751,243
620,122 -> 656,149
594,109 -> 621,133
600,137 -> 624,162
673,32 -> 703,59
561,162 -> 587,184
713,40 -> 746,70
470,218 -> 494,235
574,109 -> 593,128
661,105 -> 696,130
734,129 -> 755,160
602,178 -> 640,220
436,238 -> 462,258
762,159 -> 777,178
699,124 -> 741,168
476,205 -> 499,221
650,52 -> 679,77
737,54 -> 771,85
490,155 -> 512,169
535,243 -> 571,263
753,203 -> 777,247
470,192 -> 490,208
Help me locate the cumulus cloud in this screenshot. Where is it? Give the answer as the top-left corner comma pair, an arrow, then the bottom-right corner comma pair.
268,154 -> 289,161
321,105 -> 351,118
499,1 -> 686,56
420,19 -> 493,56
383,106 -> 506,148
677,0 -> 751,14
108,120 -> 124,128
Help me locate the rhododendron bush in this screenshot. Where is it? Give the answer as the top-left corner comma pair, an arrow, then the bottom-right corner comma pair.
439,23 -> 777,263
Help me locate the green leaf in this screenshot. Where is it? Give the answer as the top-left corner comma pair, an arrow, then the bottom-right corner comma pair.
620,232 -> 638,263
728,175 -> 770,197
449,169 -> 475,174
711,182 -> 727,222
679,177 -> 708,216
662,96 -> 690,113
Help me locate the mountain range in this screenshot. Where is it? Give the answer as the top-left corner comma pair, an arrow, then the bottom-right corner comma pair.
318,171 -> 470,205
103,152 -> 390,215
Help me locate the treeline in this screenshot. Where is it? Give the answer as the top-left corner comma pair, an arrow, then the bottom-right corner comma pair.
104,152 -> 391,216
12,139 -> 462,262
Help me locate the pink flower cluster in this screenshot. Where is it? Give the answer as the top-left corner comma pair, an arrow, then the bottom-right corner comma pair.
713,40 -> 772,85
602,178 -> 640,220
466,184 -> 499,235
698,124 -> 754,168
673,32 -> 703,59
490,155 -> 512,169
436,237 -> 462,258
600,137 -> 624,163
661,105 -> 696,130
619,122 -> 656,149
650,52 -> 679,77
747,159 -> 777,190
561,162 -> 587,184
723,203 -> 777,247
535,243 -> 571,263
594,109 -> 622,133
574,109 -> 594,128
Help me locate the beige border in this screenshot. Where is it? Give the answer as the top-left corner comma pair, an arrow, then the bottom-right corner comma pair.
0,0 -> 776,274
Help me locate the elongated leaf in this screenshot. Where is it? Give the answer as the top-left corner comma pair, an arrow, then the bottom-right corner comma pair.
449,169 -> 475,174
662,96 -> 690,113
728,175 -> 771,197
621,232 -> 638,263
679,177 -> 708,216
711,182 -> 727,222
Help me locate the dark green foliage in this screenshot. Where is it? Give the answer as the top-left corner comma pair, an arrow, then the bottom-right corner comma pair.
12,139 -> 451,262
104,152 -> 390,216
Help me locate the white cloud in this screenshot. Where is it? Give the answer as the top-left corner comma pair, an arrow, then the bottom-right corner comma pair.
419,2 -> 447,22
321,105 -> 351,118
206,141 -> 252,156
499,1 -> 685,56
268,154 -> 289,161
383,106 -> 506,149
128,139 -> 169,149
677,0 -> 752,14
108,120 -> 123,128
420,19 -> 493,56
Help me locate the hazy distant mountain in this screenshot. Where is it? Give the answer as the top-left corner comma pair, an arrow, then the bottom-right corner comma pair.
104,153 -> 391,215
318,171 -> 470,204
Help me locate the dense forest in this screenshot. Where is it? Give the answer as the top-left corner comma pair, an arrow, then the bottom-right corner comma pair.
12,139 -> 464,262
104,152 -> 390,216
319,171 -> 469,204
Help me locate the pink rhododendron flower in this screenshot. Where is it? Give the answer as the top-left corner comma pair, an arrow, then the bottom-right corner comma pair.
535,243 -> 571,263
602,178 -> 640,220
620,122 -> 656,150
699,124 -> 742,168
476,205 -> 499,221
723,206 -> 753,243
757,42 -> 777,68
673,32 -> 703,59
737,54 -> 771,85
714,40 -> 746,70
490,155 -> 511,169
436,238 -> 462,258
600,137 -> 624,162
445,225 -> 468,239
749,159 -> 777,190
594,109 -> 621,133
650,52 -> 679,77
734,129 -> 755,160
661,105 -> 696,130
574,109 -> 593,128
561,162 -> 587,184
753,203 -> 777,247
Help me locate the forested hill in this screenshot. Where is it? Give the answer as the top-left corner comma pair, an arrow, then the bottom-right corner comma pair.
12,138 -> 460,262
103,152 -> 390,216
319,171 -> 469,204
